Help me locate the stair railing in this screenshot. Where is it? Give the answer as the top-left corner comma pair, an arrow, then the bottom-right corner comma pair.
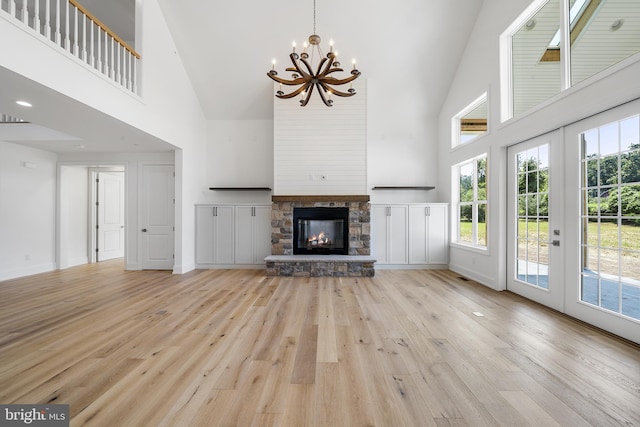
1,0 -> 140,94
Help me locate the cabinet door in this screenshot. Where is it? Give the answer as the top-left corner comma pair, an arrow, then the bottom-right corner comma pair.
234,206 -> 254,264
235,206 -> 272,264
214,206 -> 235,264
408,205 -> 428,264
195,206 -> 215,265
388,205 -> 408,264
371,205 -> 390,264
427,204 -> 448,264
253,206 -> 272,264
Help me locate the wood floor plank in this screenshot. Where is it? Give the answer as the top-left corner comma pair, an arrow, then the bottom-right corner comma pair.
0,263 -> 638,426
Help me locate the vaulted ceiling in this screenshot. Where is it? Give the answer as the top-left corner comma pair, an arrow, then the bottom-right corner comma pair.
1,0 -> 485,151
157,0 -> 485,120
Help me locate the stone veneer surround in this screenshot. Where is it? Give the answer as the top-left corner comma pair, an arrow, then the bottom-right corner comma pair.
270,195 -> 371,256
267,195 -> 374,277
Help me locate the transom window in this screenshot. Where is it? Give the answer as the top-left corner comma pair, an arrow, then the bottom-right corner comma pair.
452,93 -> 488,147
502,0 -> 640,120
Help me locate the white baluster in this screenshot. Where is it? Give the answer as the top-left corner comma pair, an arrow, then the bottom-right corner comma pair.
64,0 -> 69,51
54,0 -> 60,45
114,42 -> 119,83
44,0 -> 50,39
9,0 -> 15,18
73,4 -> 78,56
110,35 -> 114,78
20,0 -> 26,23
89,17 -> 94,67
73,5 -> 78,55
123,47 -> 129,89
34,0 -> 41,34
104,31 -> 109,75
132,57 -> 137,94
95,22 -> 101,71
81,14 -> 87,61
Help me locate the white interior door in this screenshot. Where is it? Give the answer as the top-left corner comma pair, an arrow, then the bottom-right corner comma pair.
97,172 -> 125,261
564,100 -> 640,344
507,131 -> 564,312
141,164 -> 175,270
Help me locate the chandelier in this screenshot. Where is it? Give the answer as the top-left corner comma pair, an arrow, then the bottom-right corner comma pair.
267,0 -> 361,107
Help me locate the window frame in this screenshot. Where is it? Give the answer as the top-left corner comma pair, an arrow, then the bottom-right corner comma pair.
452,154 -> 489,250
452,92 -> 488,148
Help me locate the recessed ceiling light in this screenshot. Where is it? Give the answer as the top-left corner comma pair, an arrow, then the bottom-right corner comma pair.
611,19 -> 623,31
16,100 -> 33,107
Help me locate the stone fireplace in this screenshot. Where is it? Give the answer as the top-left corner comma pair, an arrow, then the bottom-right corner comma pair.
266,195 -> 375,276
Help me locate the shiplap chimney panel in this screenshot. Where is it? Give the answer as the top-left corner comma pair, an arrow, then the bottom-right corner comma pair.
274,80 -> 367,195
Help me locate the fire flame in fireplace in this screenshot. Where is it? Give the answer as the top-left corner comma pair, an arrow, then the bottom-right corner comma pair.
308,231 -> 331,246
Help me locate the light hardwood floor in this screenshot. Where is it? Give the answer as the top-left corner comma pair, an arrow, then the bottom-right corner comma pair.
1,261 -> 639,426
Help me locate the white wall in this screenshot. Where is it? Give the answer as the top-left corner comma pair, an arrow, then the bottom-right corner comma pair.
58,151 -> 175,271
274,80 -> 367,195
203,81 -> 441,205
0,141 -> 57,280
438,0 -> 640,290
59,166 -> 89,269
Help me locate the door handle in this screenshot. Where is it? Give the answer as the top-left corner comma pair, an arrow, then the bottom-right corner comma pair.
141,228 -> 148,232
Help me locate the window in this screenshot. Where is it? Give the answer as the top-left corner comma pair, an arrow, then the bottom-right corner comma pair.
516,144 -> 550,288
452,93 -> 488,147
454,155 -> 488,248
502,0 -> 640,120
580,115 -> 640,320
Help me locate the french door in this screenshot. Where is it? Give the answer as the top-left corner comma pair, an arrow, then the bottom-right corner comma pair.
507,131 -> 564,311
564,100 -> 640,344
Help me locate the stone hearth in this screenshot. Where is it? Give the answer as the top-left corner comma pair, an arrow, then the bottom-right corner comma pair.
267,195 -> 375,276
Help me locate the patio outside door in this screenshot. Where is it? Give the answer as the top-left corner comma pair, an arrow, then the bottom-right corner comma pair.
564,101 -> 640,344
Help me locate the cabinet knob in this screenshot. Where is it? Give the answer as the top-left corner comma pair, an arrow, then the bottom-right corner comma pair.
141,228 -> 148,232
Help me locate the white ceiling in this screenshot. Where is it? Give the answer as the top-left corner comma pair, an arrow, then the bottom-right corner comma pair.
158,0 -> 485,120
1,0 -> 485,152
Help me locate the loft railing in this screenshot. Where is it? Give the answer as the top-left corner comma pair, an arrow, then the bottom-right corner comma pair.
1,0 -> 139,94
1,114 -> 28,122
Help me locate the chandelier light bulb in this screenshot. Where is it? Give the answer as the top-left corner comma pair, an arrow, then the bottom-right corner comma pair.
329,39 -> 334,52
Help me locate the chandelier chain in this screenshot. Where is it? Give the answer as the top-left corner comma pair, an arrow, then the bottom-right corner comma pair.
313,0 -> 317,34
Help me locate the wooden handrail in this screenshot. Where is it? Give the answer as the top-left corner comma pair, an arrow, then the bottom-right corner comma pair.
69,0 -> 140,59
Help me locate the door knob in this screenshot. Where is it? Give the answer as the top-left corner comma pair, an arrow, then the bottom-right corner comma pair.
141,228 -> 147,232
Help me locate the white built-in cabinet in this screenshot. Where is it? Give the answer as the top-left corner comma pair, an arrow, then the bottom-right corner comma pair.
371,205 -> 409,264
195,204 -> 271,267
408,204 -> 448,265
234,205 -> 272,265
372,203 -> 448,267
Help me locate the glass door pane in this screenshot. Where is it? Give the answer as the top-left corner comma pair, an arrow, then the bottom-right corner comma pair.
579,115 -> 640,321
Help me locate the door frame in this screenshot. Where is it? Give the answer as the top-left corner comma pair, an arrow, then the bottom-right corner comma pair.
89,167 -> 125,263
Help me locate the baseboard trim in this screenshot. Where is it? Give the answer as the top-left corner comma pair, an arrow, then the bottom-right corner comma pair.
0,262 -> 57,282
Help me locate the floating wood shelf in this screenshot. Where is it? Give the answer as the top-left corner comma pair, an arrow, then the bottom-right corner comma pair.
209,187 -> 272,191
371,186 -> 435,190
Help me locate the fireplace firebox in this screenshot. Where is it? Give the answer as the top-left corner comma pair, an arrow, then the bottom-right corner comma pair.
293,207 -> 349,255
